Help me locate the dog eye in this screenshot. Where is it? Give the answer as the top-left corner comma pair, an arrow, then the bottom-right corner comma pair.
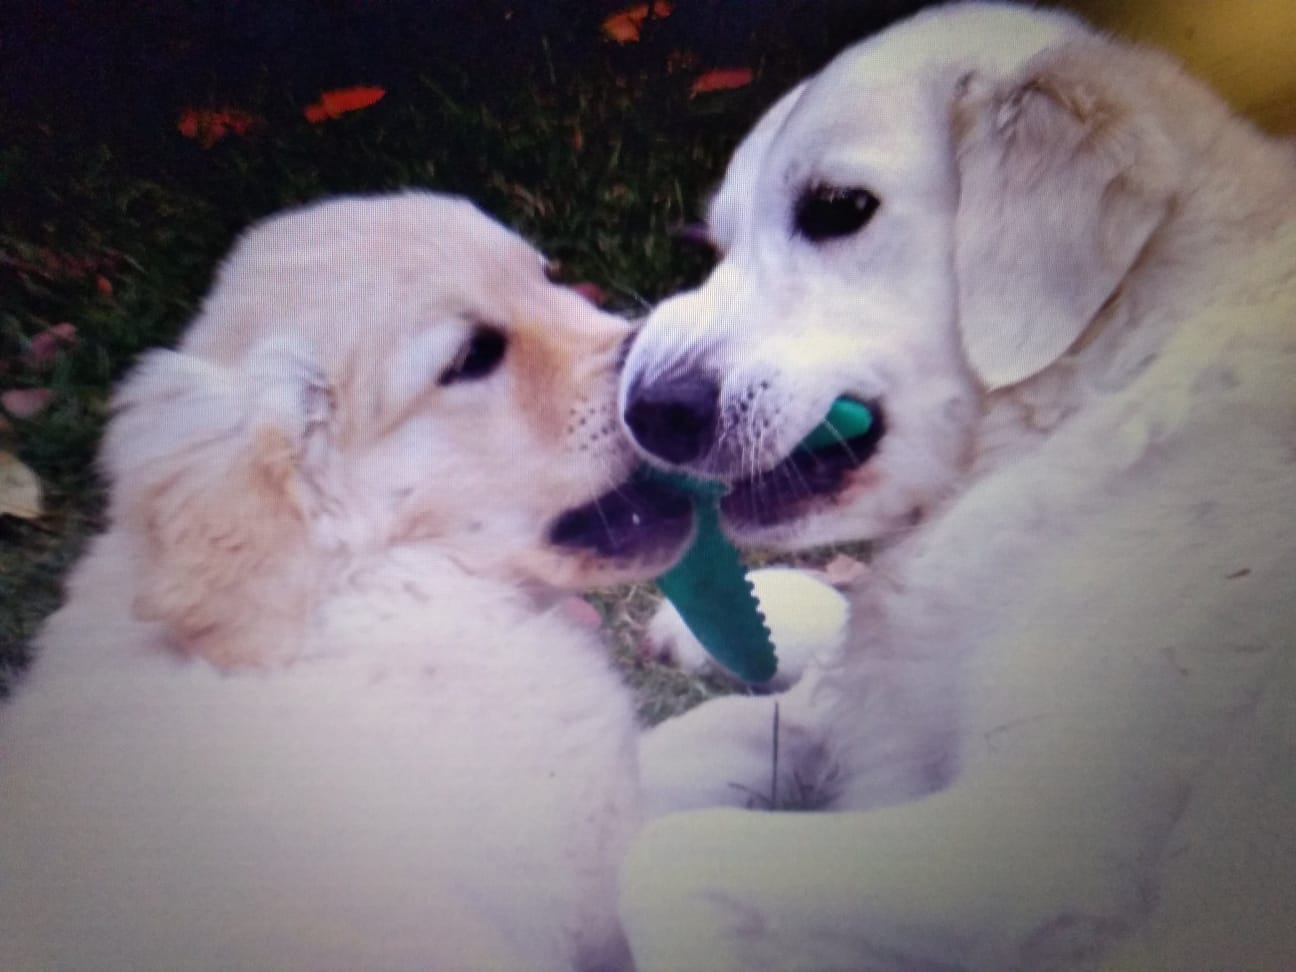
438,326 -> 508,385
793,186 -> 880,242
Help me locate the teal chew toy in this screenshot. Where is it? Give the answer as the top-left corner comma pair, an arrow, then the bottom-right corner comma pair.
652,477 -> 776,681
652,398 -> 875,683
798,397 -> 876,453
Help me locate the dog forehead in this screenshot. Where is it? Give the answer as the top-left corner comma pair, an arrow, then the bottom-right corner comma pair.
782,1 -> 1085,154
773,75 -> 944,181
709,3 -> 1085,243
205,192 -> 540,302
820,2 -> 1083,89
259,192 -> 542,290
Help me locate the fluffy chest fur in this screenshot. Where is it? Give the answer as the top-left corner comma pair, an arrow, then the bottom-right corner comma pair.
1,537 -> 640,972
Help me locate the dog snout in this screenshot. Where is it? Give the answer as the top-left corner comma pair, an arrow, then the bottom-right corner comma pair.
623,372 -> 720,466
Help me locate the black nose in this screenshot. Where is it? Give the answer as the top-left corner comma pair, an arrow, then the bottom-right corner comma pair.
624,374 -> 720,466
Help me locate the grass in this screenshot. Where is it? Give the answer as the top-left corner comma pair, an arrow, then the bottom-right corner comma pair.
0,3 -> 891,712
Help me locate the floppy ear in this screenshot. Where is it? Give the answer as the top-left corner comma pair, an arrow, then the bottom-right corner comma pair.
105,338 -> 333,666
951,43 -> 1180,390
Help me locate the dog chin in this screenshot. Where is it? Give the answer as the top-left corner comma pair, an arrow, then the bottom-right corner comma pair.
546,469 -> 695,581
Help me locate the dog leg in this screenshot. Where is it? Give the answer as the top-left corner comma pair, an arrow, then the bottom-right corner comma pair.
621,782 -> 1151,972
639,669 -> 842,816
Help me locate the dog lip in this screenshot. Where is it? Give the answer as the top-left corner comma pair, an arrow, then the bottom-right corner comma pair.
720,400 -> 887,527
547,468 -> 695,563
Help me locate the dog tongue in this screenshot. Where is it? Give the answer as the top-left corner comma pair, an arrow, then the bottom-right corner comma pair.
650,398 -> 873,683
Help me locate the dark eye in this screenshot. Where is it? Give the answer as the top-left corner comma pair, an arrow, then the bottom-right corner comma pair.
793,185 -> 880,242
438,326 -> 507,386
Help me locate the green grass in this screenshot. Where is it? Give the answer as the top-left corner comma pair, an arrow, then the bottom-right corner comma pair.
0,12 -> 842,711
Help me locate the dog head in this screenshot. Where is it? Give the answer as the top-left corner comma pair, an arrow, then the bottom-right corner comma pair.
620,2 -> 1192,549
106,193 -> 692,665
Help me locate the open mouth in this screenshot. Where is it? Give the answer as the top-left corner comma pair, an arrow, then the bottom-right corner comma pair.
720,401 -> 886,528
548,468 -> 695,564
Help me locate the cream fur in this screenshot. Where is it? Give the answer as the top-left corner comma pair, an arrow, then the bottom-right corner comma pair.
618,3 -> 1296,969
0,193 -> 668,972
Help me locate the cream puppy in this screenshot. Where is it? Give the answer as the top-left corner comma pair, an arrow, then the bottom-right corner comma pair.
0,193 -> 693,972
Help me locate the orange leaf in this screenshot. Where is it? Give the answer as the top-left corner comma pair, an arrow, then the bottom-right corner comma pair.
690,67 -> 754,96
602,2 -> 673,44
304,85 -> 386,123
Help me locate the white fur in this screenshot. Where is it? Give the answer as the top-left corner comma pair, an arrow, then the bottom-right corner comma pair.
0,194 -> 662,972
618,4 -> 1296,969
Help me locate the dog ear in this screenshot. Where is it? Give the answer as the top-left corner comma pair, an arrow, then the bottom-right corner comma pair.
104,339 -> 334,666
951,43 -> 1179,390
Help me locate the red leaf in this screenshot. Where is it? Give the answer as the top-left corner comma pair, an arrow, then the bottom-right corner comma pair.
177,107 -> 264,148
177,109 -> 201,140
304,85 -> 386,123
691,67 -> 754,96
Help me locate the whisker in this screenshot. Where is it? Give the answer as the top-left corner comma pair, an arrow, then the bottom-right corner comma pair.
590,494 -> 616,535
782,452 -> 814,500
823,424 -> 863,465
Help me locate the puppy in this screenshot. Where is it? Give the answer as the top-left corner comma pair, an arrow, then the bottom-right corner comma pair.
0,193 -> 693,972
618,3 -> 1296,969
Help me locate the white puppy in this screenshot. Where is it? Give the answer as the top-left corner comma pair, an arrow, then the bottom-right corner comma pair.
0,194 -> 695,972
618,3 -> 1296,969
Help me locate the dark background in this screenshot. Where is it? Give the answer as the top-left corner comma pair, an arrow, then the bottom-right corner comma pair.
1,1 -> 935,151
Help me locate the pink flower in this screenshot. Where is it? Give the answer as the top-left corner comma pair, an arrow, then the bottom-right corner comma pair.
1,388 -> 54,419
27,323 -> 77,365
570,282 -> 608,306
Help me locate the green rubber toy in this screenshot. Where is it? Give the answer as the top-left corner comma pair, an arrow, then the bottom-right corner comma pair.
798,397 -> 875,452
652,398 -> 874,683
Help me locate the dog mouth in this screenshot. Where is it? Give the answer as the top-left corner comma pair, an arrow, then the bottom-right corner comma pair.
720,401 -> 886,528
547,469 -> 695,566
